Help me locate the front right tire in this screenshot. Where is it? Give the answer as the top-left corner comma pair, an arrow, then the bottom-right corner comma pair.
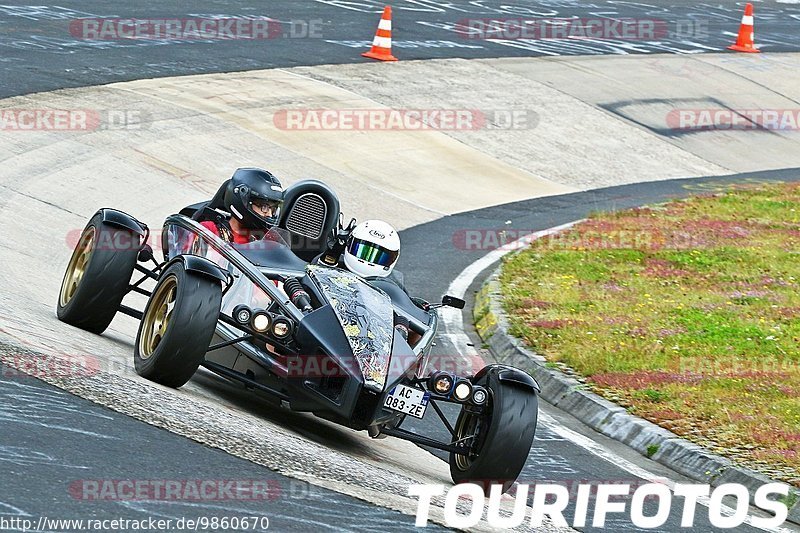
134,262 -> 222,388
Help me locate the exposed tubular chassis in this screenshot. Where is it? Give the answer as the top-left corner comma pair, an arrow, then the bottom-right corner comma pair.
113,213 -> 488,456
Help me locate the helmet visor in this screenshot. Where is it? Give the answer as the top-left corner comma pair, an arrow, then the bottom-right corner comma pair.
249,198 -> 282,225
347,238 -> 398,267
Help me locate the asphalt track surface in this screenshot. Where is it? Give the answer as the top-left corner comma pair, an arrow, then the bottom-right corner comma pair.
3,1 -> 800,532
1,0 -> 800,98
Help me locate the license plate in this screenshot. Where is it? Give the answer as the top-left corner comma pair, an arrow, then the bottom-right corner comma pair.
384,384 -> 429,419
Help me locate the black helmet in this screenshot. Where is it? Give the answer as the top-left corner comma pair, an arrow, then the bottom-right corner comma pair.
223,168 -> 284,230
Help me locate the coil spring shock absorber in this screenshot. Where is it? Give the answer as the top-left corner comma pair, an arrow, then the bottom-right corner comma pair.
284,277 -> 313,313
394,313 -> 409,341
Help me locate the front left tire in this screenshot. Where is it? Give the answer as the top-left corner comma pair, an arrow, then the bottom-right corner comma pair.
449,367 -> 539,493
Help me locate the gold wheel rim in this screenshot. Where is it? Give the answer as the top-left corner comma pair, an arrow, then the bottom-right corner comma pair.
138,275 -> 178,360
59,227 -> 96,307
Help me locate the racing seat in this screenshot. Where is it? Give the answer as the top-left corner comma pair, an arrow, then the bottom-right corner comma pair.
278,180 -> 340,262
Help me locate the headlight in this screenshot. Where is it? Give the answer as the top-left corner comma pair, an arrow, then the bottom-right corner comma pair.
251,311 -> 271,333
428,371 -> 454,395
233,305 -> 252,325
453,381 -> 472,402
272,317 -> 293,339
471,386 -> 488,405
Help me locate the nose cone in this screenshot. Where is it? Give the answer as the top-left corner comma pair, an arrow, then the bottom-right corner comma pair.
308,265 -> 394,392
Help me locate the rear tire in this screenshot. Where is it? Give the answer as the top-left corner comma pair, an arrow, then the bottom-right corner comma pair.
449,368 -> 538,493
57,213 -> 139,334
134,262 -> 222,388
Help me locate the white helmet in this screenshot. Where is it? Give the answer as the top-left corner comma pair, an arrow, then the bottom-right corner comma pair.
343,220 -> 400,278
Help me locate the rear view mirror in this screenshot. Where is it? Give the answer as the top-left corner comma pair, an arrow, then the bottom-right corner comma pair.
442,295 -> 465,309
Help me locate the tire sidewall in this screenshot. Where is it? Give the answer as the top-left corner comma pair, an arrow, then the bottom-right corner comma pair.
449,368 -> 539,491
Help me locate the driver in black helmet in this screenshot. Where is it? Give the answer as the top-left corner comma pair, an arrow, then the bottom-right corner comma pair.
200,167 -> 284,244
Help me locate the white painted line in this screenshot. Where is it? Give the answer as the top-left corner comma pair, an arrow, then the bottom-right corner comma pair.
442,219 -> 793,533
440,221 -> 580,357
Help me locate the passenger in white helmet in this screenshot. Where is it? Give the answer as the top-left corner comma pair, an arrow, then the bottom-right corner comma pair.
332,220 -> 421,345
342,220 -> 401,279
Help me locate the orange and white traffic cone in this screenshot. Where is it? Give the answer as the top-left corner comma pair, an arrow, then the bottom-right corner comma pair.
362,6 -> 398,61
728,3 -> 760,53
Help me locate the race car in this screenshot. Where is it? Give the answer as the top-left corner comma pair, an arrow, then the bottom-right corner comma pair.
56,178 -> 540,490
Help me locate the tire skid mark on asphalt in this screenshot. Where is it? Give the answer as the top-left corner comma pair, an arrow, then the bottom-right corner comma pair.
0,377 -> 117,440
0,445 -> 90,470
442,220 -> 794,533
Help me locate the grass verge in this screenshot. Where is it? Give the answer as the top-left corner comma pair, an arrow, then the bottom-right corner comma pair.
499,182 -> 800,487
